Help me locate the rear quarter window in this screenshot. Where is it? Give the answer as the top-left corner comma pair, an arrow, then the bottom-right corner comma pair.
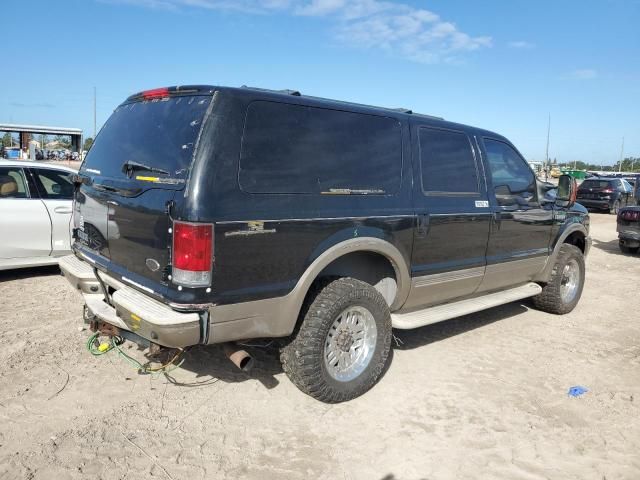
239,101 -> 402,195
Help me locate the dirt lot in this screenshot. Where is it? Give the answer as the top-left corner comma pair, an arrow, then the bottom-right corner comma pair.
1,213 -> 639,480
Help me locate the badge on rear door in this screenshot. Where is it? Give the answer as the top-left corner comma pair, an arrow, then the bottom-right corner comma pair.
145,258 -> 160,272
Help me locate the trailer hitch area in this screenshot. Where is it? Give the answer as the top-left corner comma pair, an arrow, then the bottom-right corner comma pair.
90,319 -> 120,337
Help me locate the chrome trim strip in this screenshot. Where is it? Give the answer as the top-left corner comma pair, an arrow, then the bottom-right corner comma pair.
121,276 -> 155,295
485,256 -> 546,274
413,266 -> 485,287
430,213 -> 492,217
216,215 -> 414,225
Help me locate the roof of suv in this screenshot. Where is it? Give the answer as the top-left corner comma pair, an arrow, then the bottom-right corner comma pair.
125,84 -> 509,143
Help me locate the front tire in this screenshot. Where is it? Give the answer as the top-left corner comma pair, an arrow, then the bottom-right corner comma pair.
280,277 -> 392,403
619,241 -> 639,255
532,244 -> 585,314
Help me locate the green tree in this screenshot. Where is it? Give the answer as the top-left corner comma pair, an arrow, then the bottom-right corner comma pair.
2,132 -> 12,147
54,135 -> 71,148
83,137 -> 94,151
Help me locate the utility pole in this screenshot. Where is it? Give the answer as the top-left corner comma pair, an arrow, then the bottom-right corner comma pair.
545,113 -> 550,181
618,136 -> 624,172
93,86 -> 97,140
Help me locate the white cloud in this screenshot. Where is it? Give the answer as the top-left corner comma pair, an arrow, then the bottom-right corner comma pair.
569,69 -> 598,80
106,0 -> 492,63
508,40 -> 535,49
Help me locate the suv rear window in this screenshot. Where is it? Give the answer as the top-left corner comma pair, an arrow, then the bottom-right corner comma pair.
81,96 -> 211,180
580,180 -> 613,189
239,101 -> 402,195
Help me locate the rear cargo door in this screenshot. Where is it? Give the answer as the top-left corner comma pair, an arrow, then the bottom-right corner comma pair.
75,94 -> 213,294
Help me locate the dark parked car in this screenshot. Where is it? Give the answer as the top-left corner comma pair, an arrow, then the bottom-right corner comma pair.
59,85 -> 591,402
576,177 -> 634,214
617,206 -> 640,254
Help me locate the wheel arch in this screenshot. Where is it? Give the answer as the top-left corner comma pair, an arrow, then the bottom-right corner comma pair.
535,223 -> 588,283
293,237 -> 412,314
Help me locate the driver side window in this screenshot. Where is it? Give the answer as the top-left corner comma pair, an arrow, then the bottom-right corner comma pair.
484,138 -> 536,208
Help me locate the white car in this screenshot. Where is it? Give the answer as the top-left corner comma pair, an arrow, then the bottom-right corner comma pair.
0,159 -> 76,270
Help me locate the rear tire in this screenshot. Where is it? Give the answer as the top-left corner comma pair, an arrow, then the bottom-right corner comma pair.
619,241 -> 639,255
532,244 -> 585,315
280,277 -> 392,403
610,200 -> 621,215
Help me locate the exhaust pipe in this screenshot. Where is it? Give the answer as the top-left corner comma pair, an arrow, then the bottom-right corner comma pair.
223,343 -> 255,372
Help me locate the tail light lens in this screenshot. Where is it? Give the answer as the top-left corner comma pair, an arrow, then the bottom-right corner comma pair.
602,189 -> 614,193
142,87 -> 170,100
620,210 -> 640,221
570,179 -> 578,203
172,221 -> 213,287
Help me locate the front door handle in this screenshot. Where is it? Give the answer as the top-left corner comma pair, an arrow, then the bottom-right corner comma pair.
54,206 -> 73,214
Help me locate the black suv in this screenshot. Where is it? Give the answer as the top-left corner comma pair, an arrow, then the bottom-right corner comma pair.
60,85 -> 591,402
576,177 -> 635,214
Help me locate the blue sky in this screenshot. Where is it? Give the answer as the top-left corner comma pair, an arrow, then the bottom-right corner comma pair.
2,0 -> 639,164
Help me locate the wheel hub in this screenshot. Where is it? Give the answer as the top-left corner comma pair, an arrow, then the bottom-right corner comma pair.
560,259 -> 580,303
324,305 -> 378,382
335,329 -> 355,352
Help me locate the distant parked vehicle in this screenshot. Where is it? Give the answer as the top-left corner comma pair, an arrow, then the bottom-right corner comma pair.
0,159 -> 75,270
617,206 -> 640,254
2,147 -> 21,159
576,177 -> 634,214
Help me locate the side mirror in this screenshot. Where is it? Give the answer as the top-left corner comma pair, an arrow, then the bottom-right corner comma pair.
556,174 -> 577,207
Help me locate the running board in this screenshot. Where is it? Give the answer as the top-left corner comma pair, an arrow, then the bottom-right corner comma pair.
391,282 -> 542,330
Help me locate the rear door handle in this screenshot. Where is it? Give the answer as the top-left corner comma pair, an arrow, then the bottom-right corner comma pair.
416,213 -> 430,237
54,206 -> 73,214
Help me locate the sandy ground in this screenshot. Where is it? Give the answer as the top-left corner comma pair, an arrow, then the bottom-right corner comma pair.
0,213 -> 639,480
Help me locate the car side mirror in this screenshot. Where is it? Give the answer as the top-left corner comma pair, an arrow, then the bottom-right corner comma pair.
556,174 -> 577,208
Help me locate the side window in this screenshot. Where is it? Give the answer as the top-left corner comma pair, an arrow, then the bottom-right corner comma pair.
483,138 -> 536,207
31,168 -> 74,200
418,127 -> 479,194
0,167 -> 28,199
623,179 -> 633,193
239,101 -> 402,195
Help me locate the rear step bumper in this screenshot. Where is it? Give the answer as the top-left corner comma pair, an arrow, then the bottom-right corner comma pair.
59,255 -> 201,348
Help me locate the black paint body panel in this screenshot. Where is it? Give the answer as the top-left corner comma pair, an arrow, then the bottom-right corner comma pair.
73,86 -> 590,310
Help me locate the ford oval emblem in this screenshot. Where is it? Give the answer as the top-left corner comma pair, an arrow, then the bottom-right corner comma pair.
145,258 -> 160,272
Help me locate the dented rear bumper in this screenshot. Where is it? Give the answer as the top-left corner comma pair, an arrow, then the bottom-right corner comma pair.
59,255 -> 203,348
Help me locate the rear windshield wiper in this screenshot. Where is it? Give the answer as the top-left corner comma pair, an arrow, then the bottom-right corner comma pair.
122,160 -> 169,177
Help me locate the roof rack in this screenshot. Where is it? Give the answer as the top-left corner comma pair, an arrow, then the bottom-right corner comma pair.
240,85 -> 444,120
241,85 -> 301,96
413,112 -> 445,121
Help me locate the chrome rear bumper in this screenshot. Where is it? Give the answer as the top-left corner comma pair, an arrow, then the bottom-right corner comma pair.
59,255 -> 202,348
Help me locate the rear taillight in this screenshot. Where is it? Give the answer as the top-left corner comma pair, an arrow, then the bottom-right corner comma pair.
142,87 -> 170,100
602,189 -> 614,194
620,211 -> 640,221
172,221 -> 213,287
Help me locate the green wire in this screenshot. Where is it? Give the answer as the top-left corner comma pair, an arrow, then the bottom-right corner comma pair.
85,331 -> 185,374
